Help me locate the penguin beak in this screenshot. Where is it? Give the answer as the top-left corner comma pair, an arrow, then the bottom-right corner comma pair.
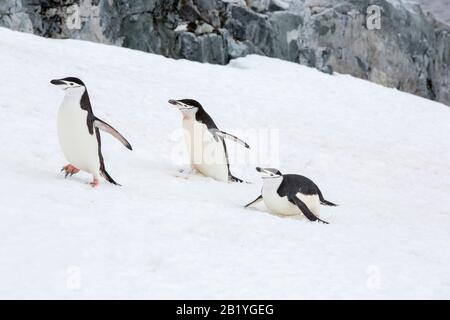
168,99 -> 191,110
257,167 -> 280,179
168,99 -> 185,109
50,79 -> 66,86
257,167 -> 270,177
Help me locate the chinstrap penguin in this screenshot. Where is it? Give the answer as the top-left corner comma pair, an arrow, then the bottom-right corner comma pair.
51,77 -> 132,187
245,167 -> 337,224
168,99 -> 249,183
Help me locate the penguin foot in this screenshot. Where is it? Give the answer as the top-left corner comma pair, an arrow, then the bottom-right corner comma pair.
61,164 -> 80,178
89,178 -> 99,188
230,175 -> 250,184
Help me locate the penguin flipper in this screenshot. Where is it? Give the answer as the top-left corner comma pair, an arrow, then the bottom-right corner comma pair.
244,195 -> 263,208
289,194 -> 329,224
100,169 -> 121,186
212,129 -> 250,149
316,188 -> 338,206
94,118 -> 133,150
320,199 -> 338,206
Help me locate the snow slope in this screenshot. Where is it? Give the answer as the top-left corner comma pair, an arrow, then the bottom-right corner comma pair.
0,28 -> 449,299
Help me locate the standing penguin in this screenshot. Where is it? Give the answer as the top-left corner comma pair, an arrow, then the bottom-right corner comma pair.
245,167 -> 337,224
168,99 -> 249,183
51,77 -> 132,187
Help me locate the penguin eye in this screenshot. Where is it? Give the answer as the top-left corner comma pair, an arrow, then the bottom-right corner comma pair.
70,83 -> 74,86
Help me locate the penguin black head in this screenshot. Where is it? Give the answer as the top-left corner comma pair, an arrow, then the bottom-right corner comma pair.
50,77 -> 85,91
168,99 -> 204,116
256,167 -> 283,179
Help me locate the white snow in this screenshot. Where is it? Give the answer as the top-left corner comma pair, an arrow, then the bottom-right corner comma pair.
0,27 -> 449,299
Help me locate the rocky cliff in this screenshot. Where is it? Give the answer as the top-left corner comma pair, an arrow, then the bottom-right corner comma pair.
1,0 -> 449,106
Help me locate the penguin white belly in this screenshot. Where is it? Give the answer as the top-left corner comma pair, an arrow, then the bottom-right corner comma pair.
262,182 -> 321,217
262,189 -> 299,216
57,103 -> 100,176
182,119 -> 229,182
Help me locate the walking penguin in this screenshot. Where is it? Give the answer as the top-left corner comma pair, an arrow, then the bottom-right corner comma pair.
168,99 -> 249,182
51,77 -> 132,187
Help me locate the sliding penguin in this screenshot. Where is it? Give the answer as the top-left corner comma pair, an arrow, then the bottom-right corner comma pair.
168,99 -> 249,182
51,77 -> 132,187
245,167 -> 337,224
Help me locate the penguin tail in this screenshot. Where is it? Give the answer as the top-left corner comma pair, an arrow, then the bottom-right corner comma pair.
100,169 -> 121,186
317,188 -> 338,206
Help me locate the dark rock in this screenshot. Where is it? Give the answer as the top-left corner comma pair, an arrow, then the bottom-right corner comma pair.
1,0 -> 450,106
